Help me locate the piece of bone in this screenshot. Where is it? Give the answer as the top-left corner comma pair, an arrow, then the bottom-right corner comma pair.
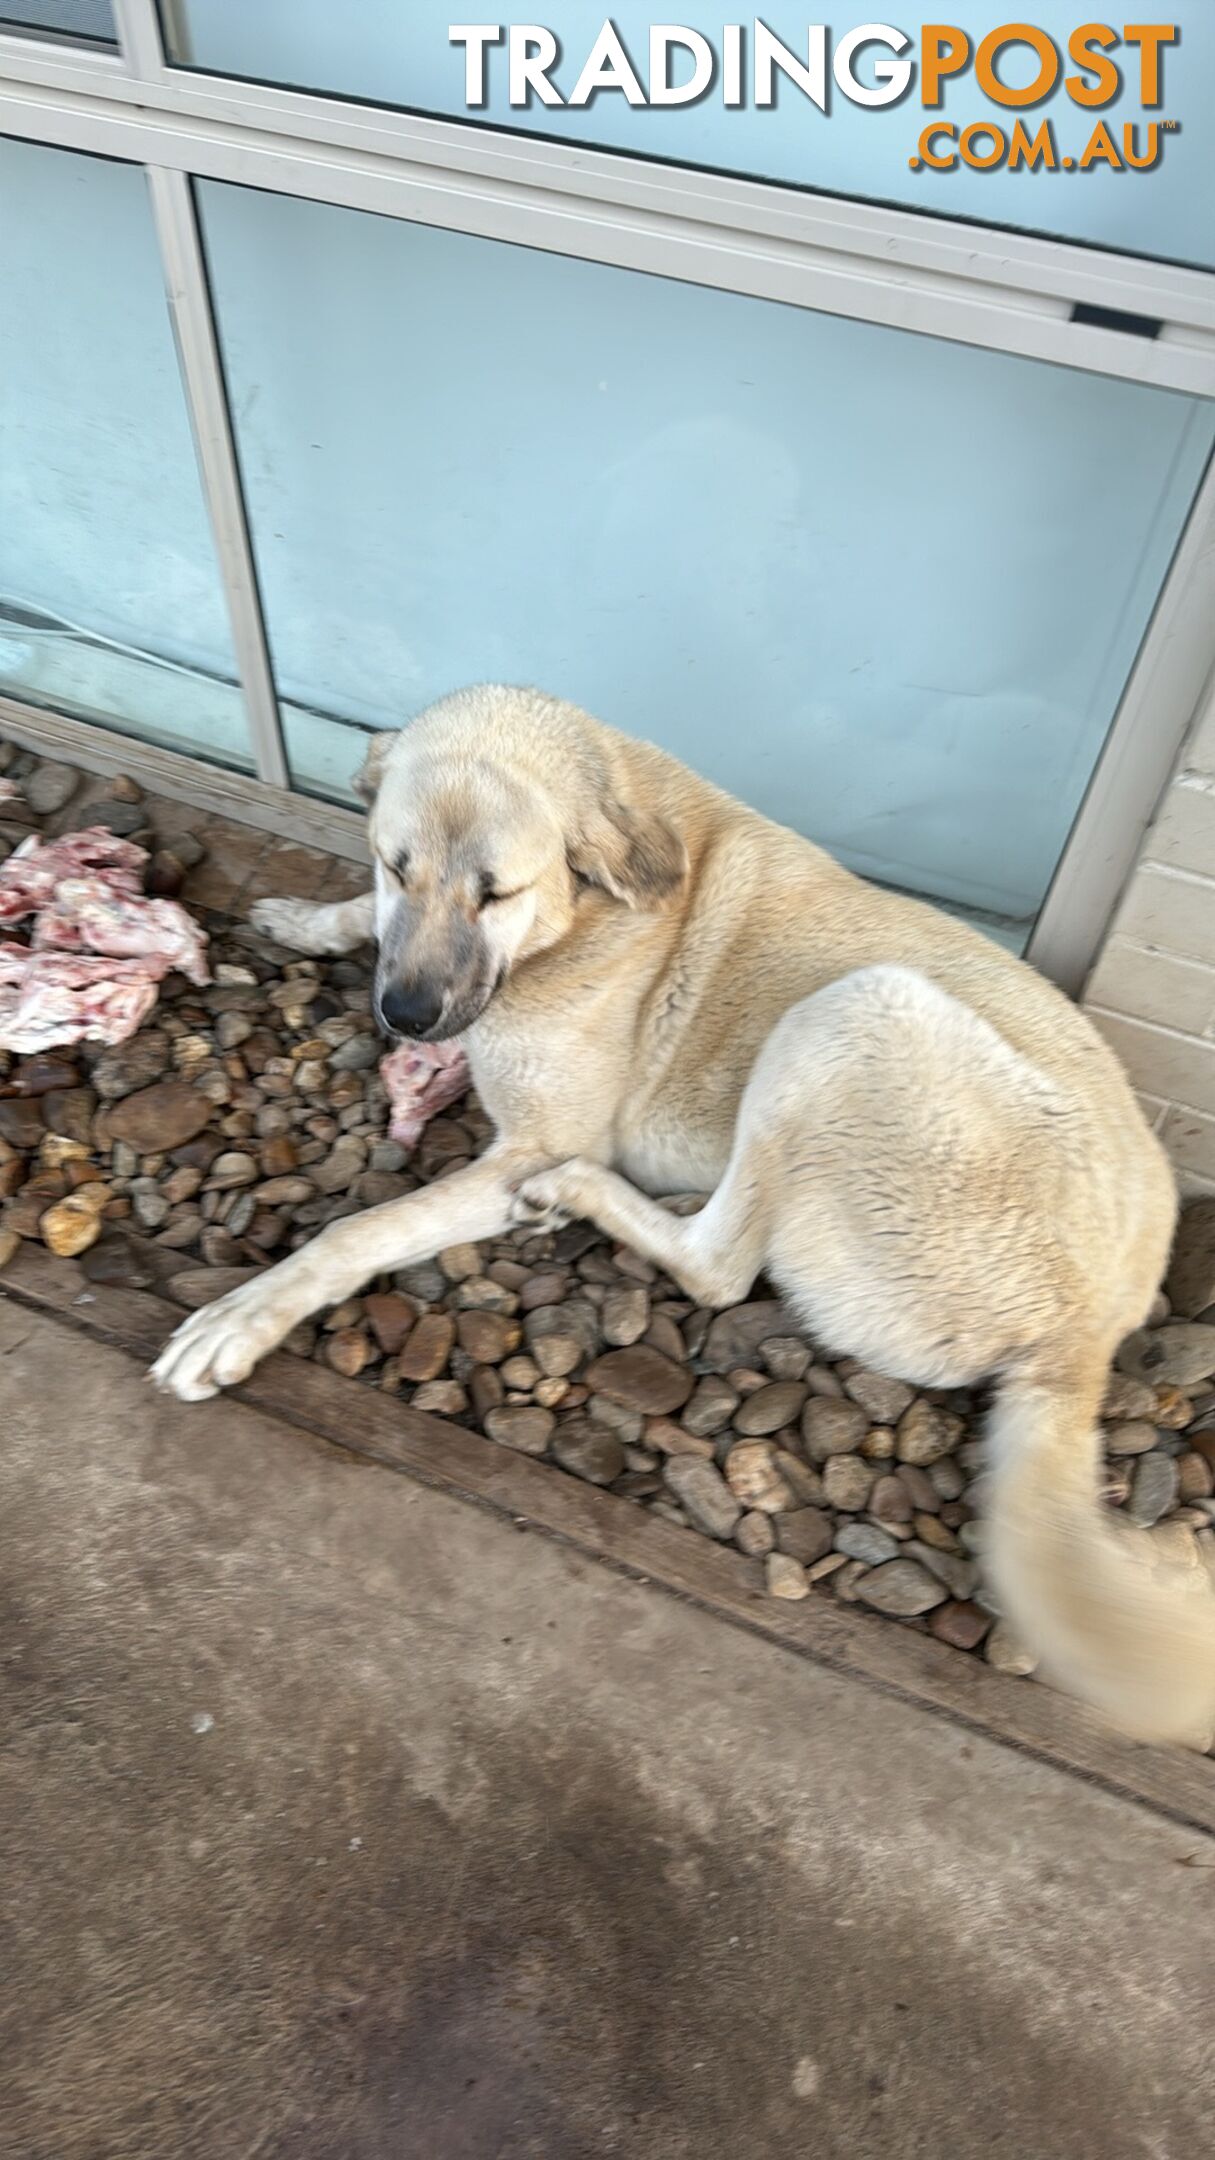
379,1040 -> 471,1149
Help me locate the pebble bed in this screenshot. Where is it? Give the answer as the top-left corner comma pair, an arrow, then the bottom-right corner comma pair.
4,745 -> 1215,1686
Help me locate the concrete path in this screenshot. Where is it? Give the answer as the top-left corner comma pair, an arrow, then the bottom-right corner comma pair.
2,1299 -> 1212,2160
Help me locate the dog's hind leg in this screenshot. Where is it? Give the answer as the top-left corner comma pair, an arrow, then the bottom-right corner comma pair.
248,890 -> 374,955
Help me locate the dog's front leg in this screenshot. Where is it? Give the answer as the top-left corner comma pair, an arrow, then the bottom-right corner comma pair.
514,1160 -> 763,1309
248,890 -> 374,955
150,1145 -> 543,1402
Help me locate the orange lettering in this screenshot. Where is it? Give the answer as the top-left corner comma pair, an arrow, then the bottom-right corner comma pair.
920,24 -> 970,105
960,122 -> 1007,168
1007,117 -> 1057,168
1123,24 -> 1178,106
1122,121 -> 1163,167
917,122 -> 958,168
1079,118 -> 1123,167
975,23 -> 1059,106
1065,24 -> 1121,105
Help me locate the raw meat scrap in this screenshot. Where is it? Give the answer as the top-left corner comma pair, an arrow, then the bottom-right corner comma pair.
0,823 -> 210,1054
0,827 -> 145,924
0,940 -> 32,982
34,876 -> 210,987
0,947 -> 160,1053
380,1040 -> 471,1149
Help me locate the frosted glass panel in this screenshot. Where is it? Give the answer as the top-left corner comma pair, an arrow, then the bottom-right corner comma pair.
0,1 -> 115,41
171,2 -> 1214,268
198,179 -> 1214,935
0,139 -> 249,770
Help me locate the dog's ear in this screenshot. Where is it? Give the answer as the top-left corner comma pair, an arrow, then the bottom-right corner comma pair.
352,731 -> 397,806
568,796 -> 687,909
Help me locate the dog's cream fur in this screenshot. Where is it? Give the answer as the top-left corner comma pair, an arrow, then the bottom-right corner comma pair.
153,686 -> 1215,1747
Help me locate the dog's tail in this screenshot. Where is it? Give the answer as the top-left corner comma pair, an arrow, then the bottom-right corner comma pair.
986,1344 -> 1215,1749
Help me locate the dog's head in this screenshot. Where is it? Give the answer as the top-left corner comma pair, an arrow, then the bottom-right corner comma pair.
356,686 -> 687,1042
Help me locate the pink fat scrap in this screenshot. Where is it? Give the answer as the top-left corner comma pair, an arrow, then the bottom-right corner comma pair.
380,1040 -> 471,1149
32,876 -> 209,987
0,828 -> 146,923
0,826 -> 210,1052
0,946 -> 161,1052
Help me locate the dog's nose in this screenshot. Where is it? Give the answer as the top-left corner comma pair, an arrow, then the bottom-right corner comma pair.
378,981 -> 445,1039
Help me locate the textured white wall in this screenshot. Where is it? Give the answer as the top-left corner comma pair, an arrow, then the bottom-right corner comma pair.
1086,675 -> 1215,1191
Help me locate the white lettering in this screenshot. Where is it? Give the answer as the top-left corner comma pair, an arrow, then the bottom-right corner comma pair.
569,20 -> 647,106
450,23 -> 925,114
754,22 -> 828,111
649,25 -> 715,107
833,23 -> 913,107
723,22 -> 744,106
448,24 -> 503,107
508,24 -> 561,104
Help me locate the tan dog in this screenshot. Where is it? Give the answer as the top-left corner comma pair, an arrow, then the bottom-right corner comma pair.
152,685 -> 1215,1747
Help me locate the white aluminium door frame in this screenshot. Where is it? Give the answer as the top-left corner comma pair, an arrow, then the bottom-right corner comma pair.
4,16 -> 1213,392
1,0 -> 1213,990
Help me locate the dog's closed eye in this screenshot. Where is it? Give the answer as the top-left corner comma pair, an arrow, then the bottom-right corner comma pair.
477,874 -> 525,909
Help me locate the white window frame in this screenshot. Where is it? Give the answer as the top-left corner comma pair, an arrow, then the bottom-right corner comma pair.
1,0 -> 1213,988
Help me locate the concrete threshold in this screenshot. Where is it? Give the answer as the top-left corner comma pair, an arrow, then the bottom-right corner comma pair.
4,1240 -> 1214,1840
3,1284 -> 1214,2159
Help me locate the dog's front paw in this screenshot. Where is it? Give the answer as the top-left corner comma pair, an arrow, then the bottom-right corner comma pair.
248,896 -> 318,950
149,1277 -> 287,1401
